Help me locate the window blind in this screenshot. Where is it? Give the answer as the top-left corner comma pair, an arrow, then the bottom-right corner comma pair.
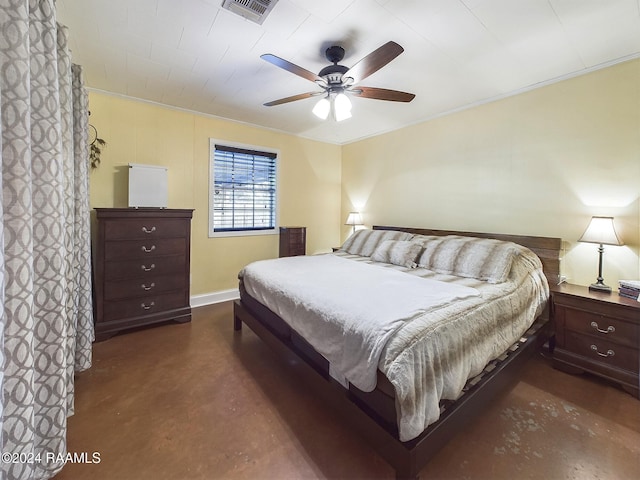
212,144 -> 277,232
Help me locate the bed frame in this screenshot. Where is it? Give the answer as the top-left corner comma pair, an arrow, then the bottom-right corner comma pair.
233,226 -> 562,479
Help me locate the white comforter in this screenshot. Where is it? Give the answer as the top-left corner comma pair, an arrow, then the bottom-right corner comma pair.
241,254 -> 479,392
240,250 -> 548,441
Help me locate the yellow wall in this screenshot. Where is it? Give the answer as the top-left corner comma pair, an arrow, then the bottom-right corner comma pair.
342,59 -> 640,289
88,92 -> 342,295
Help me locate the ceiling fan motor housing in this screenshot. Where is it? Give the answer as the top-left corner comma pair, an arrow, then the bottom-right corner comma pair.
325,45 -> 345,63
319,45 -> 349,85
318,64 -> 348,85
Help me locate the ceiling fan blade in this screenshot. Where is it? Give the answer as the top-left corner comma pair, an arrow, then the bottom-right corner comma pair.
350,86 -> 415,102
343,41 -> 405,84
264,92 -> 323,107
261,54 -> 325,84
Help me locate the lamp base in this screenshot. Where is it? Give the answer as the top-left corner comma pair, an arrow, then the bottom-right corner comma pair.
588,282 -> 612,293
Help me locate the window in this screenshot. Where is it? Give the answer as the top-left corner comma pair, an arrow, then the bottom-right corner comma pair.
209,140 -> 278,237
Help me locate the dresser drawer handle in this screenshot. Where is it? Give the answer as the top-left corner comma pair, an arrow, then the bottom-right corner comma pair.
142,226 -> 156,234
141,301 -> 155,310
141,282 -> 155,291
141,263 -> 155,272
141,245 -> 156,253
590,322 -> 615,334
590,345 -> 615,358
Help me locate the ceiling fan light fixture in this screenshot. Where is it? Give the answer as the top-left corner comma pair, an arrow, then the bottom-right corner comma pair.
333,93 -> 352,122
262,42 -> 414,120
312,97 -> 330,119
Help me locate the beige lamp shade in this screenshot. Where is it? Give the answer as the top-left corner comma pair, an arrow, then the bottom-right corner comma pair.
578,216 -> 623,246
345,212 -> 363,227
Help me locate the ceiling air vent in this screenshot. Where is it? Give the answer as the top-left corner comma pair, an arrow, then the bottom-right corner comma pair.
221,0 -> 279,25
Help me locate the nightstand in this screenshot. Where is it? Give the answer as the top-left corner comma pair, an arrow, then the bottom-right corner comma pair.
551,283 -> 639,398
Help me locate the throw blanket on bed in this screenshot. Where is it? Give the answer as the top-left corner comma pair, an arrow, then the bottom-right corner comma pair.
240,254 -> 480,392
336,247 -> 548,441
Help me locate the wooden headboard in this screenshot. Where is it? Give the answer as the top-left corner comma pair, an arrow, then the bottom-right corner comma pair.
373,225 -> 562,286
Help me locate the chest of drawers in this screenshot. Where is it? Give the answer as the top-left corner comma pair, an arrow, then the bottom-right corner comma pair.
551,283 -> 639,398
94,208 -> 194,340
279,226 -> 306,257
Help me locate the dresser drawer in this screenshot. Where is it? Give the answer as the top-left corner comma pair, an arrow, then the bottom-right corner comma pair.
287,230 -> 305,242
104,218 -> 189,240
563,308 -> 638,349
104,274 -> 187,300
104,238 -> 186,260
289,239 -> 306,250
102,292 -> 188,321
105,255 -> 185,280
564,331 -> 638,373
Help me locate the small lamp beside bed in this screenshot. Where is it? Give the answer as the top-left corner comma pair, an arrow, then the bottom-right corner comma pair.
578,216 -> 623,293
345,212 -> 363,234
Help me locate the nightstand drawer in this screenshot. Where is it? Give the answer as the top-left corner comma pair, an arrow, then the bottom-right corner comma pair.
564,309 -> 638,348
554,293 -> 640,323
565,331 -> 638,373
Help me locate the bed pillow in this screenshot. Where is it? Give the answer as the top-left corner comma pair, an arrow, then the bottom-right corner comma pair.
370,240 -> 422,268
417,235 -> 518,283
406,234 -> 442,247
340,229 -> 414,257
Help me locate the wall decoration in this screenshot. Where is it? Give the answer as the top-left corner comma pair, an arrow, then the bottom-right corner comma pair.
89,123 -> 106,169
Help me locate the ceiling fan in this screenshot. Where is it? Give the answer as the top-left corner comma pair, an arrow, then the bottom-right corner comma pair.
261,41 -> 415,121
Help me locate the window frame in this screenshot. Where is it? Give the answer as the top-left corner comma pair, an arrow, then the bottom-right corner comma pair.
208,139 -> 279,238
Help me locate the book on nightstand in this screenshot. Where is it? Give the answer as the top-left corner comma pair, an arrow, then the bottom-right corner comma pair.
618,280 -> 640,301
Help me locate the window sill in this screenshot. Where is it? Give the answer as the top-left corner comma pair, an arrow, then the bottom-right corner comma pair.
208,229 -> 279,239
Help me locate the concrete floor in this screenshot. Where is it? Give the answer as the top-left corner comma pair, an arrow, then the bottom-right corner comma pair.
56,302 -> 640,479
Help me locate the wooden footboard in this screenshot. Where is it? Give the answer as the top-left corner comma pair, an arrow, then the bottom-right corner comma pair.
234,297 -> 551,479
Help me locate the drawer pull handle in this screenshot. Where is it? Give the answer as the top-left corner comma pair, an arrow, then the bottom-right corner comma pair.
142,226 -> 156,234
590,321 -> 615,334
141,301 -> 155,310
590,345 -> 615,358
141,264 -> 155,272
141,245 -> 156,253
141,282 -> 155,291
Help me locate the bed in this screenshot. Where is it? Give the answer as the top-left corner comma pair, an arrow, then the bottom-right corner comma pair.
233,226 -> 562,479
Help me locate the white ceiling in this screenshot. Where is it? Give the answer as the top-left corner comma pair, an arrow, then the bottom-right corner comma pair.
56,0 -> 640,145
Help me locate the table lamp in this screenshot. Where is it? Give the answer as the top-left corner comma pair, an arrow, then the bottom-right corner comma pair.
578,216 -> 623,293
345,212 -> 363,235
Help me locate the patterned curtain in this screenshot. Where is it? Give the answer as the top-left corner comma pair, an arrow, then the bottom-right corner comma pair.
0,1 -> 94,479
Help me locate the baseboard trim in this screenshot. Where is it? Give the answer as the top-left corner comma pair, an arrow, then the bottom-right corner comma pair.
191,288 -> 240,308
